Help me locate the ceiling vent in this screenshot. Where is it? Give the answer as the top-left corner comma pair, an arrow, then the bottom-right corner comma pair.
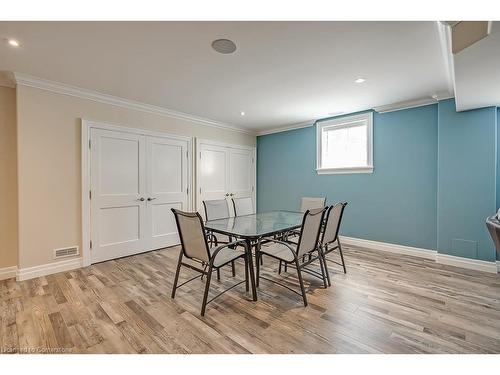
54,246 -> 79,259
211,39 -> 237,54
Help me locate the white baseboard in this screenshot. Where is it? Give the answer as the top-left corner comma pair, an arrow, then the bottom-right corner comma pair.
436,254 -> 498,274
17,257 -> 83,281
340,236 -> 499,274
0,266 -> 18,281
340,236 -> 437,260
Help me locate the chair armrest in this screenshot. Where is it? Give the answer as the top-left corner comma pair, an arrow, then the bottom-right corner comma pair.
284,238 -> 299,246
259,238 -> 297,254
210,239 -> 248,259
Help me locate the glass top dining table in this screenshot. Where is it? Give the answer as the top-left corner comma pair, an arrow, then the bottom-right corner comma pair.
204,210 -> 304,301
204,210 -> 304,240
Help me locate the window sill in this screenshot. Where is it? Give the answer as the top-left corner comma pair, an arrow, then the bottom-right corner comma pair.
316,166 -> 374,175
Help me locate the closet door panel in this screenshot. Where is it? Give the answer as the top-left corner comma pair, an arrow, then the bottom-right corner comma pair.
146,136 -> 189,250
197,143 -> 230,216
90,129 -> 147,263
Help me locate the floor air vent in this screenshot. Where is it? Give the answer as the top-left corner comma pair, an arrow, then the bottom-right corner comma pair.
53,246 -> 79,259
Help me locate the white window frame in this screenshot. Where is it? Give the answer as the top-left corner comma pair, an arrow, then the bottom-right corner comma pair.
316,112 -> 374,175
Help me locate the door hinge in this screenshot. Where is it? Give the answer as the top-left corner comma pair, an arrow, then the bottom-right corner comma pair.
252,157 -> 254,163
199,187 -> 202,194
186,188 -> 189,195
252,186 -> 254,192
90,240 -> 92,249
186,150 -> 189,158
199,152 -> 202,159
89,140 -> 91,149
89,190 -> 92,199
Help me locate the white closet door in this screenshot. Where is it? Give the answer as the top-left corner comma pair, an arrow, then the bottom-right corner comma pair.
90,129 -> 147,263
197,140 -> 256,217
146,136 -> 189,250
229,148 -> 255,207
198,143 -> 230,216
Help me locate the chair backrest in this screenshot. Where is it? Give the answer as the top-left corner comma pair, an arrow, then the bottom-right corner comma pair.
296,208 -> 327,257
321,202 -> 348,245
300,197 -> 326,213
232,197 -> 254,216
171,209 -> 210,262
203,199 -> 230,221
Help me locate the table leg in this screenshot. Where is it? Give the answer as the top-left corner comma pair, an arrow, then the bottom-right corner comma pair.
245,238 -> 257,301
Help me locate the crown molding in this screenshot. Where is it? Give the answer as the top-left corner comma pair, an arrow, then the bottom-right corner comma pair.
12,72 -> 255,136
256,120 -> 315,136
258,94 -> 456,137
373,97 -> 440,113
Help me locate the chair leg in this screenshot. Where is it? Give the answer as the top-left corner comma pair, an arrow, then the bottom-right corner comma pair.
278,260 -> 282,274
171,250 -> 183,298
295,258 -> 308,307
338,241 -> 347,274
256,251 -> 261,288
216,268 -> 221,281
317,249 -> 327,288
231,261 -> 236,277
201,263 -> 214,316
284,263 -> 287,273
322,251 -> 331,287
245,253 -> 249,292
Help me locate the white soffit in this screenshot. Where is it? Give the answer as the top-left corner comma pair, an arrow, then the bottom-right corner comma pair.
454,21 -> 500,111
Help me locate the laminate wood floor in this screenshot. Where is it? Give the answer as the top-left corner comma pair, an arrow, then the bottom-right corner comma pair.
1,244 -> 499,354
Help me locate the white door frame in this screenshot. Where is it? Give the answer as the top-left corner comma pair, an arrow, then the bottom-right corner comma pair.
81,119 -> 193,267
195,138 -> 256,214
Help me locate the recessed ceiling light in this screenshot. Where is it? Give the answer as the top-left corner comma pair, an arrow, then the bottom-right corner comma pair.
354,78 -> 366,84
240,111 -> 246,116
7,39 -> 20,47
212,39 -> 237,54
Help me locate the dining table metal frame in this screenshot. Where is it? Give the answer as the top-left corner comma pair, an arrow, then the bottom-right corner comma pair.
204,210 -> 304,301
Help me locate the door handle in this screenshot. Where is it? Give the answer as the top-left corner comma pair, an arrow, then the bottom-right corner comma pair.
147,197 -> 156,201
137,197 -> 145,201
225,193 -> 229,197
229,193 -> 234,196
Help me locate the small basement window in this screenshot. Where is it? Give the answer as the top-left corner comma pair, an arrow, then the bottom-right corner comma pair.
316,112 -> 373,174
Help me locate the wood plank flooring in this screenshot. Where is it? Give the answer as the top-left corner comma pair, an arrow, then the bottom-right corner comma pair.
1,244 -> 500,353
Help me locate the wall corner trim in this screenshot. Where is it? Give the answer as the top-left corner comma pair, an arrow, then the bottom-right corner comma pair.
16,258 -> 83,281
0,266 -> 18,281
340,235 -> 499,274
11,72 -> 255,136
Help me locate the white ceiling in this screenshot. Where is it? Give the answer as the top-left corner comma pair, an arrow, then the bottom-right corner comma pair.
0,21 -> 453,132
454,21 -> 500,111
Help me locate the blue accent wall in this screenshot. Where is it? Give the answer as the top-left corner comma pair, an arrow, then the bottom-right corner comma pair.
257,100 -> 499,261
258,105 -> 438,251
437,99 -> 497,261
